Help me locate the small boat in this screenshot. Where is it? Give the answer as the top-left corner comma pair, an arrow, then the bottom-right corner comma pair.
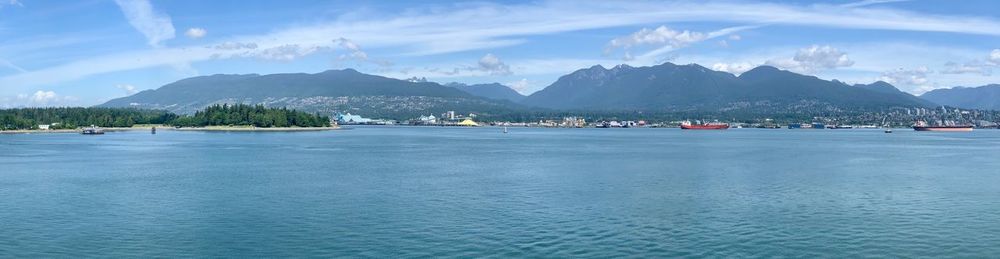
884,127 -> 892,133
503,126 -> 508,134
82,126 -> 104,135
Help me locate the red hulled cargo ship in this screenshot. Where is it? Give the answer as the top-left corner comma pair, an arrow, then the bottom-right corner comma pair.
912,120 -> 973,132
912,126 -> 974,132
680,121 -> 729,130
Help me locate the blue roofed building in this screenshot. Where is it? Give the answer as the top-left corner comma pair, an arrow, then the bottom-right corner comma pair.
337,113 -> 373,124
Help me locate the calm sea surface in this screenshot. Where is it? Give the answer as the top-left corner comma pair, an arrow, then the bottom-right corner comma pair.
2,127 -> 1000,257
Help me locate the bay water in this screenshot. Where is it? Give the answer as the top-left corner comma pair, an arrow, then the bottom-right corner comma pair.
2,127 -> 1000,257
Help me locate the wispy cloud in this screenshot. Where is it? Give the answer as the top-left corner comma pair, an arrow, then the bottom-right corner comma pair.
711,62 -> 757,75
990,49 -> 1000,66
114,0 -> 175,47
840,0 -> 911,8
0,0 -> 22,9
879,66 -> 932,92
184,28 -> 207,39
507,78 -> 531,94
115,84 -> 139,96
476,53 -> 512,76
5,0 -> 1000,91
941,61 -> 992,76
605,26 -> 707,60
4,90 -> 79,107
766,45 -> 855,73
0,58 -> 27,73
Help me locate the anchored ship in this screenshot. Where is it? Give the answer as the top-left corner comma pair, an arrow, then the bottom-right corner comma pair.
912,120 -> 973,132
680,121 -> 729,130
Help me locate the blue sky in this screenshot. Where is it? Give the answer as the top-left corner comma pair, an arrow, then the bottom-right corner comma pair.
0,0 -> 999,107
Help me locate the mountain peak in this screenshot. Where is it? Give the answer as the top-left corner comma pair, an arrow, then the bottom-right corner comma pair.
921,84 -> 1000,110
854,81 -> 902,94
321,68 -> 361,74
611,64 -> 633,71
443,82 -> 525,102
587,64 -> 607,71
742,65 -> 781,75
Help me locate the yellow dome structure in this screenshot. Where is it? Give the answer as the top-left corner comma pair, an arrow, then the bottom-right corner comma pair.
458,119 -> 479,127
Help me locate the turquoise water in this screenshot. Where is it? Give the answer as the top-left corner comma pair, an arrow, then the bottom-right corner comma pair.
2,127 -> 1000,257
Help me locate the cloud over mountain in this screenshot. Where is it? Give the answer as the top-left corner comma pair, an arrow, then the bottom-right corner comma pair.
477,54 -> 512,76
766,45 -> 854,73
606,26 -> 707,60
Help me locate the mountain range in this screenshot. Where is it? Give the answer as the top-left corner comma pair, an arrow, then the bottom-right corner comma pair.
444,82 -> 525,103
521,63 -> 933,111
100,62 -> 975,118
99,69 -> 519,118
920,84 -> 1000,110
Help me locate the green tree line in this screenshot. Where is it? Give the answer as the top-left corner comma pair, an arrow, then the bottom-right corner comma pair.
1,105 -> 330,130
170,104 -> 331,127
0,107 -> 177,130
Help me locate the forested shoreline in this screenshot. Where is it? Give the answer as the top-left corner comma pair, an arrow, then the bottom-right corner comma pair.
170,104 -> 331,128
0,105 -> 331,130
0,107 -> 177,130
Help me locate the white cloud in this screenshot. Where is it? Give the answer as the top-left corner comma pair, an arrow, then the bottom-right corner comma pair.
507,78 -> 530,94
879,66 -> 931,87
212,42 -> 258,50
333,38 -> 391,67
184,28 -> 207,39
0,0 -> 22,8
7,1 -> 1000,93
418,54 -> 512,76
0,58 -> 27,73
931,49 -> 1000,77
252,44 -> 328,62
477,53 -> 512,76
631,25 -> 757,63
840,0 -> 911,8
712,62 -> 757,75
728,35 -> 742,41
10,90 -> 77,106
940,61 -> 992,76
989,49 -> 1000,66
336,38 -> 367,60
766,45 -> 854,73
114,0 -> 176,47
606,26 -> 706,60
30,90 -> 57,103
115,84 -> 139,96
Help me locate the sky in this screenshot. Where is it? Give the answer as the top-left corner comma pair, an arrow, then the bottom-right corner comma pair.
0,0 -> 998,107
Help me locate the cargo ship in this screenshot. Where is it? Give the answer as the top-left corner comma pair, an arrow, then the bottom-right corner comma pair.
912,121 -> 973,132
680,121 -> 729,130
912,125 -> 973,132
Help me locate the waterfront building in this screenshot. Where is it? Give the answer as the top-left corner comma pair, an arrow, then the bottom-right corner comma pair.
417,115 -> 437,124
337,113 -> 373,124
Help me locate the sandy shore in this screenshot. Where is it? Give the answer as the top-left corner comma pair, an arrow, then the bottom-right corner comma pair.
171,126 -> 340,132
1,125 -> 339,134
0,129 -> 81,134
